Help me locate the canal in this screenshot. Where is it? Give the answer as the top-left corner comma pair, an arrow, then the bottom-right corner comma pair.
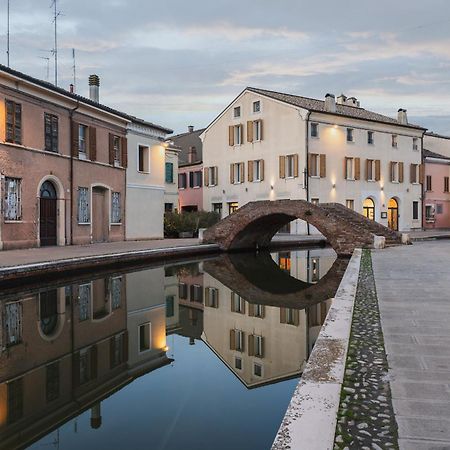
0,247 -> 347,450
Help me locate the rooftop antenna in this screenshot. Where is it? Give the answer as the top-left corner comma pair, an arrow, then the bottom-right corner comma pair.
72,48 -> 76,92
6,0 -> 10,67
39,56 -> 50,81
50,0 -> 62,86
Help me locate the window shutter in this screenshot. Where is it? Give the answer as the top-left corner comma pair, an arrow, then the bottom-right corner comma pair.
294,154 -> 299,178
293,310 -> 300,326
375,160 -> 381,181
419,164 -> 424,184
355,158 -> 360,180
260,337 -> 265,358
108,133 -> 115,165
260,160 -> 265,181
248,304 -> 255,317
214,166 -> 218,185
72,122 -> 79,156
259,120 -> 263,141
240,162 -> 245,182
89,126 -> 97,161
204,167 -> 209,187
73,352 -> 80,387
247,121 -> 253,143
230,164 -> 235,184
248,335 -> 255,356
51,115 -> 58,152
5,100 -> 13,142
248,161 -> 254,182
90,345 -> 98,379
122,330 -> 129,362
410,164 -> 415,183
308,154 -> 313,175
110,337 -> 115,369
365,159 -> 370,181
280,307 -> 287,323
279,156 -> 286,179
14,103 -> 22,144
204,288 -> 210,306
399,162 -> 404,183
344,158 -> 348,179
389,162 -> 394,182
320,154 -> 326,178
230,330 -> 236,350
121,137 -> 128,168
260,305 -> 266,319
44,113 -> 52,151
228,126 -> 234,146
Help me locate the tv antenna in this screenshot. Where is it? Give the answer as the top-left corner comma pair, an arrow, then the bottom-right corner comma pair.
72,48 -> 76,92
6,0 -> 10,66
39,56 -> 50,81
50,0 -> 62,86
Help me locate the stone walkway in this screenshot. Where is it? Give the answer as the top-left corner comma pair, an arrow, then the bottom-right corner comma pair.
372,241 -> 450,449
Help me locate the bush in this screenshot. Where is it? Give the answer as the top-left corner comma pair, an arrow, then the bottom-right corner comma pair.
164,210 -> 220,238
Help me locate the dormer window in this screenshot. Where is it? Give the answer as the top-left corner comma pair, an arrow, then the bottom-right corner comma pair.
233,106 -> 241,118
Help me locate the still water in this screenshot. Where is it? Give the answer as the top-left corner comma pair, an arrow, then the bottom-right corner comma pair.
0,247 -> 346,450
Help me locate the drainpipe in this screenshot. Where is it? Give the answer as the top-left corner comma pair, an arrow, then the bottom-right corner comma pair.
69,100 -> 80,245
421,131 -> 425,231
305,111 -> 311,236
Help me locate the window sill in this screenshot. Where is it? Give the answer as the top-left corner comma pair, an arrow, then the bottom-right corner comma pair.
111,222 -> 122,226
4,220 -> 23,223
310,136 -> 320,140
346,141 -> 354,144
345,178 -> 355,181
78,153 -> 87,160
310,175 -> 320,179
252,179 -> 262,183
78,222 -> 91,226
232,182 -> 244,185
137,170 -> 151,174
367,179 -> 376,183
193,186 -> 201,189
206,184 -> 217,188
391,181 -> 400,184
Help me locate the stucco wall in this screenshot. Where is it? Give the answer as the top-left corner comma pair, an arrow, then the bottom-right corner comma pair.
424,160 -> 450,229
179,163 -> 203,211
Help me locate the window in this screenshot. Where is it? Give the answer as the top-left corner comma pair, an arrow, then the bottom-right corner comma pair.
233,106 -> 241,118
248,159 -> 264,182
280,307 -> 300,326
178,173 -> 187,189
77,187 -> 90,224
166,296 -> 175,317
250,304 -> 265,318
205,166 -> 218,186
4,302 -> 22,346
111,277 -> 122,310
345,157 -> 354,180
205,287 -> 219,308
113,136 -> 121,165
111,192 -> 121,223
139,322 -> 151,352
230,162 -> 244,184
412,201 -> 419,220
78,124 -> 87,156
346,128 -> 354,142
425,205 -> 435,222
179,283 -> 188,299
413,138 -> 419,151
253,101 -> 260,113
309,153 -> 319,177
311,123 -> 319,138
138,145 -> 150,172
189,170 -> 202,188
212,202 -> 222,217
426,175 -> 432,191
228,202 -> 239,215
110,333 -> 125,368
279,252 -> 291,272
368,131 -> 374,145
231,292 -> 245,314
410,164 -> 420,184
346,199 -> 354,210
7,379 -> 23,424
366,159 -> 376,181
235,357 -> 243,370
164,203 -> 173,212
279,154 -> 298,179
78,284 -> 91,321
254,363 -> 262,377
46,362 -> 60,402
234,125 -> 242,145
249,334 -> 264,358
253,120 -> 262,141
392,134 -> 398,148
310,258 -> 320,282
390,162 -> 399,182
230,329 -> 244,352
286,155 -> 296,178
5,100 -> 22,144
4,177 -> 22,221
165,162 -> 174,183
44,113 -> 58,152
190,284 -> 203,303
437,203 -> 443,214
445,177 -> 449,193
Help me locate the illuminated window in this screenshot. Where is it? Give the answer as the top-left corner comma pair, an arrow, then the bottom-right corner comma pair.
279,252 -> 291,272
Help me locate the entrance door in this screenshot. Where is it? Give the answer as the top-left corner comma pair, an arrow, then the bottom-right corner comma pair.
388,198 -> 399,231
363,198 -> 375,221
40,181 -> 57,246
92,187 -> 108,243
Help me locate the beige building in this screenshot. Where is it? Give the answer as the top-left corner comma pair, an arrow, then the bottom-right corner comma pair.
201,88 -> 427,232
126,119 -> 172,240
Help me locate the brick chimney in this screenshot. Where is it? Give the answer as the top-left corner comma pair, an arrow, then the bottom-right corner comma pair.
397,109 -> 408,125
324,93 -> 336,113
89,74 -> 100,103
337,94 -> 347,105
188,146 -> 197,163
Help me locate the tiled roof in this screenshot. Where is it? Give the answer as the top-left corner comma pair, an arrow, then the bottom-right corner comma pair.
425,131 -> 450,140
424,149 -> 450,161
247,87 -> 426,130
0,64 -> 173,134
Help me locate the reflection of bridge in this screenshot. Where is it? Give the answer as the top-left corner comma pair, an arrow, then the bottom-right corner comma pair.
203,252 -> 349,309
203,200 -> 402,256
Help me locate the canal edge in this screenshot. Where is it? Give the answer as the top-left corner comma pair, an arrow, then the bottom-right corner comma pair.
271,248 -> 362,450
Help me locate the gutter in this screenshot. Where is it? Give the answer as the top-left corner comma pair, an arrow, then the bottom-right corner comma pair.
305,111 -> 311,235
421,130 -> 426,231
69,100 -> 80,245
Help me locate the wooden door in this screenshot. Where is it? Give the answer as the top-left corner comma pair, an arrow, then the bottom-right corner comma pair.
40,181 -> 57,246
92,188 -> 108,242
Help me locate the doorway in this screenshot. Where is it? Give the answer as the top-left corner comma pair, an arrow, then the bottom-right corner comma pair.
40,181 -> 57,246
388,198 -> 399,231
363,198 -> 375,221
92,187 -> 108,243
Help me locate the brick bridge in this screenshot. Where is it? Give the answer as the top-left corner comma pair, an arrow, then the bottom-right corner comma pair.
203,200 -> 402,256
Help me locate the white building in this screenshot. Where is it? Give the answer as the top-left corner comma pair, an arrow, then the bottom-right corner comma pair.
164,143 -> 181,213
201,88 -> 426,232
126,118 -> 172,240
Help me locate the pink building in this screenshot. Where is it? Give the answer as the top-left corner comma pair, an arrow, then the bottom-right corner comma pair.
423,149 -> 450,229
178,161 -> 203,212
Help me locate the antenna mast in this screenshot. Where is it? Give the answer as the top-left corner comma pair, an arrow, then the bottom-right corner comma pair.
50,0 -> 61,86
72,48 -> 76,92
6,0 -> 10,67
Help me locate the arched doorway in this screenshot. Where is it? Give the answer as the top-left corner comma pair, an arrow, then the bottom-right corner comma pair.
388,198 -> 399,231
40,181 -> 57,246
363,198 -> 375,221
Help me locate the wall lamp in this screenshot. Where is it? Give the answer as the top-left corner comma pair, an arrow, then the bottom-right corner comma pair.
270,185 -> 274,190
332,183 -> 336,189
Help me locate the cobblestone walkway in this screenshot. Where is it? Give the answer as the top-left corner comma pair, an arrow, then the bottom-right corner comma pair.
334,249 -> 398,449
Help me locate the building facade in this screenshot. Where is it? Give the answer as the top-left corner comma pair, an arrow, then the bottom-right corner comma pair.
164,143 -> 180,213
201,88 -> 426,232
126,119 -> 172,240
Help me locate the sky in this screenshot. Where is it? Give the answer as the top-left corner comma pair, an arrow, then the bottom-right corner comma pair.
1,0 -> 450,135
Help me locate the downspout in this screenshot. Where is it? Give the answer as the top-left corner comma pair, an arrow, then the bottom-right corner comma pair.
69,100 -> 80,245
421,131 -> 426,231
305,111 -> 311,235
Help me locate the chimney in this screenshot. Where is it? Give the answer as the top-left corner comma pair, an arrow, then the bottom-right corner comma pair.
69,83 -> 74,94
337,94 -> 347,105
346,97 -> 358,107
188,125 -> 194,133
88,74 -> 100,103
188,146 -> 197,163
324,93 -> 336,113
397,108 -> 408,125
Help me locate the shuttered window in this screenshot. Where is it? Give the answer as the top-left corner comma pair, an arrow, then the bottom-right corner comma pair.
111,192 -> 121,223
111,277 -> 122,310
204,166 -> 218,187
77,187 -> 90,224
231,292 -> 245,313
230,162 -> 244,184
230,329 -> 245,352
445,177 -> 449,193
205,287 -> 219,308
5,100 -> 22,144
281,154 -> 299,179
78,125 -> 88,156
248,334 -> 264,358
78,284 -> 91,322
4,301 -> 23,346
4,177 -> 22,221
248,159 -> 264,182
44,113 -> 58,152
178,173 -> 187,189
165,162 -> 174,183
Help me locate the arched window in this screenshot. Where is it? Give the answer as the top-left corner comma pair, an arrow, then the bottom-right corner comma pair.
363,198 -> 375,221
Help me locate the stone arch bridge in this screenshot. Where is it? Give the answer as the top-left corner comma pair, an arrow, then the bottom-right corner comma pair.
203,200 -> 402,256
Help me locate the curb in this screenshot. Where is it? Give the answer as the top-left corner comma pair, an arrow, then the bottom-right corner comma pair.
271,248 -> 362,450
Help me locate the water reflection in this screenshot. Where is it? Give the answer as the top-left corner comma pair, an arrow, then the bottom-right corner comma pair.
0,247 -> 346,450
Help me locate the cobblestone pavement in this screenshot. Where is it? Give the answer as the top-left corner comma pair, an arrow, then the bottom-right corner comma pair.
334,249 -> 398,449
